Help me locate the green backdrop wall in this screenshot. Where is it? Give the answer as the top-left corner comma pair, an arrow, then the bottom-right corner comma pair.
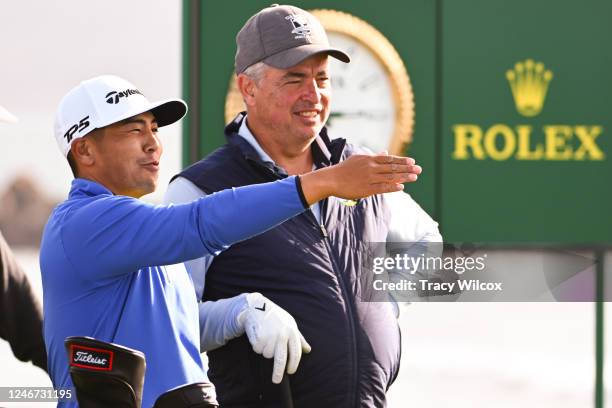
182,0 -> 611,245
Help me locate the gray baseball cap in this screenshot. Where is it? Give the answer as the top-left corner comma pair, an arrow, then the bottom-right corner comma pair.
235,4 -> 350,74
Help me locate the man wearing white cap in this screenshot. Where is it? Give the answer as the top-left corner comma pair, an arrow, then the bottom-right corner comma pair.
41,74 -> 419,407
0,107 -> 48,372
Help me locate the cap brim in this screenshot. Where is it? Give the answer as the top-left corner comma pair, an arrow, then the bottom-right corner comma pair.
148,99 -> 188,128
95,98 -> 187,131
0,105 -> 18,124
264,44 -> 350,70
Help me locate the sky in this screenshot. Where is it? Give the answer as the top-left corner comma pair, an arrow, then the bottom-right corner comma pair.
0,0 -> 182,203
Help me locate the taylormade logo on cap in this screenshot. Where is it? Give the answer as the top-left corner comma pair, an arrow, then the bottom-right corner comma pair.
105,89 -> 143,104
234,4 -> 350,74
54,75 -> 187,157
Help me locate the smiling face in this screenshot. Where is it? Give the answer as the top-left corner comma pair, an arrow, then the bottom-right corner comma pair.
240,54 -> 331,158
71,112 -> 162,198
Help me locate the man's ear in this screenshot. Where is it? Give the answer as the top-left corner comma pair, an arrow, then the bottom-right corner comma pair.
71,137 -> 96,168
237,74 -> 257,106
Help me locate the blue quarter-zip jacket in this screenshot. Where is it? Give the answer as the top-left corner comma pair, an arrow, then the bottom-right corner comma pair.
40,177 -> 307,408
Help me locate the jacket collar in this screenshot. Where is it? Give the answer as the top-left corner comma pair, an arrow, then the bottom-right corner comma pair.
68,178 -> 113,199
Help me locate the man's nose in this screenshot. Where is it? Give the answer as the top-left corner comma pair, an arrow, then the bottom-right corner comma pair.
301,79 -> 321,103
144,129 -> 161,153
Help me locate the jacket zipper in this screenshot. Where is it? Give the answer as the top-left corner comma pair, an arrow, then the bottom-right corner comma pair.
309,205 -> 358,408
253,159 -> 359,407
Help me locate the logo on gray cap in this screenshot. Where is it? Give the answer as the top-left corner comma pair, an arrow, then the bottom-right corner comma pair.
285,14 -> 311,39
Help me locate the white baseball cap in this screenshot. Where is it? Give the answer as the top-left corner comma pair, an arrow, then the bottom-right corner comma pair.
54,75 -> 187,157
0,105 -> 18,123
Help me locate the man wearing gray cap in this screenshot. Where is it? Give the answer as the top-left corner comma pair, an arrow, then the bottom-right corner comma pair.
0,107 -> 48,373
166,4 -> 441,408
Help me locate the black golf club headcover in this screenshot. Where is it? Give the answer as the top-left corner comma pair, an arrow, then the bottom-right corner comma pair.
64,336 -> 146,408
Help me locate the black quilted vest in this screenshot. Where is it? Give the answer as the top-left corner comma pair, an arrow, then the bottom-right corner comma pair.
176,113 -> 401,408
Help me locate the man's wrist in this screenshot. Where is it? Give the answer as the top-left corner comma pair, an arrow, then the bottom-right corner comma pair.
234,293 -> 251,334
299,167 -> 335,205
316,166 -> 337,197
294,176 -> 310,209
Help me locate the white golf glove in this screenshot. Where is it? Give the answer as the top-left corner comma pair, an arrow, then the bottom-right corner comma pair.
237,292 -> 311,384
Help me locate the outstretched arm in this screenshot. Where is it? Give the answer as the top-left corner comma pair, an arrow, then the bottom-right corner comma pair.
63,153 -> 420,281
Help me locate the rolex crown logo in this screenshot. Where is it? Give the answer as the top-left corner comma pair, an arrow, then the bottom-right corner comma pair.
506,59 -> 553,117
